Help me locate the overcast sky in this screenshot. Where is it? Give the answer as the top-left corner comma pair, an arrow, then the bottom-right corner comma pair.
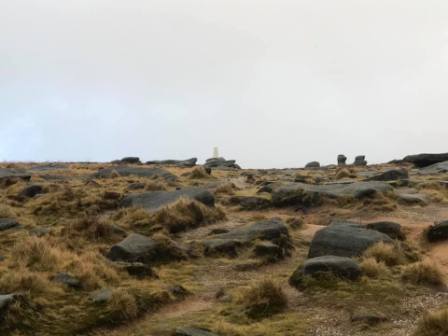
1,1 -> 447,168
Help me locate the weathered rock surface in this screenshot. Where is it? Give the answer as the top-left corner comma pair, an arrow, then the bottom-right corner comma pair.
305,161 -> 320,169
228,195 -> 271,210
203,218 -> 290,257
146,158 -> 197,168
308,222 -> 393,258
427,220 -> 448,242
175,327 -> 219,336
90,288 -> 112,304
0,219 -> 20,231
121,187 -> 215,211
366,169 -> 408,181
366,221 -> 405,240
403,153 -> 448,167
204,157 -> 241,169
289,256 -> 361,287
52,272 -> 82,289
271,181 -> 393,207
94,167 -> 176,181
107,233 -> 185,264
113,157 -> 141,164
397,193 -> 427,206
419,161 -> 448,175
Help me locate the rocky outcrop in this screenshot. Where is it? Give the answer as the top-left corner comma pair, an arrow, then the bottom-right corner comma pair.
107,233 -> 185,264
204,157 -> 241,169
146,158 -> 197,168
228,195 -> 271,210
112,157 -> 141,164
121,187 -> 215,211
0,219 -> 21,231
403,153 -> 448,168
271,181 -> 392,207
354,156 -> 367,166
419,161 -> 448,175
337,155 -> 347,166
203,218 -> 290,257
0,168 -> 31,187
305,161 -> 320,169
308,222 -> 393,258
289,255 -> 361,288
19,185 -> 44,198
366,169 -> 408,181
94,167 -> 177,181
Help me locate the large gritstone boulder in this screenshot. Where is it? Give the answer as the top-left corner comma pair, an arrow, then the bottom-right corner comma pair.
426,220 -> 448,242
366,169 -> 408,181
107,233 -> 185,264
305,161 -> 320,169
121,187 -> 215,211
112,157 -> 141,164
289,255 -> 361,288
146,158 -> 197,168
354,156 -> 367,166
420,161 -> 448,175
271,181 -> 392,207
337,155 -> 347,166
403,153 -> 448,168
366,221 -> 405,240
308,222 -> 393,258
94,167 -> 176,181
203,218 -> 291,257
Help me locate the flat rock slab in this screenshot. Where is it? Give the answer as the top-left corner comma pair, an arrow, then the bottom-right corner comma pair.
0,168 -> 31,185
308,222 -> 393,258
0,219 -> 21,231
121,187 -> 215,211
403,153 -> 448,167
175,327 -> 220,336
419,161 -> 448,175
146,158 -> 197,167
228,195 -> 271,210
290,255 -> 361,287
107,233 -> 185,264
271,181 -> 393,207
203,218 -> 290,256
366,169 -> 408,181
94,167 -> 176,181
366,221 -> 405,240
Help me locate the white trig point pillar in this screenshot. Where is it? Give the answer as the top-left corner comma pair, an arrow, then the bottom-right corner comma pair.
213,147 -> 219,158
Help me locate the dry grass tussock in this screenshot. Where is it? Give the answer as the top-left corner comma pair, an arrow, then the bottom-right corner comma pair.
115,198 -> 226,234
0,204 -> 16,218
414,307 -> 448,336
360,257 -> 389,278
188,167 -> 210,179
237,279 -> 287,319
363,242 -> 405,266
401,259 -> 445,287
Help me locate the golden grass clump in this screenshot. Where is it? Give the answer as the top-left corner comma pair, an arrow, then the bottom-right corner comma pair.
108,289 -> 139,320
401,259 -> 445,287
414,308 -> 448,336
145,180 -> 167,191
237,279 -> 287,319
360,257 -> 389,278
363,242 -> 405,266
0,204 -> 16,218
63,215 -> 118,241
188,167 -> 210,179
215,183 -> 237,195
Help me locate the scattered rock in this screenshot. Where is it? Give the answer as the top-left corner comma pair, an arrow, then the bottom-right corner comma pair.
419,161 -> 448,175
403,153 -> 448,168
125,262 -> 157,278
228,195 -> 271,210
305,161 -> 320,169
351,309 -> 388,326
397,193 -> 427,206
90,288 -> 112,304
308,222 -> 393,258
168,285 -> 190,298
366,221 -> 405,240
29,226 -> 52,237
427,220 -> 448,242
204,218 -> 290,257
19,184 -> 44,198
174,327 -> 219,336
271,181 -> 392,207
94,167 -> 176,181
121,187 -> 215,211
289,255 -> 361,288
0,294 -> 16,310
204,157 -> 241,169
0,218 -> 21,231
103,191 -> 122,200
337,155 -> 347,166
253,241 -> 283,261
208,228 -> 229,235
107,233 -> 186,264
354,156 -> 367,166
52,272 -> 82,289
146,158 -> 197,168
366,169 -> 408,181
